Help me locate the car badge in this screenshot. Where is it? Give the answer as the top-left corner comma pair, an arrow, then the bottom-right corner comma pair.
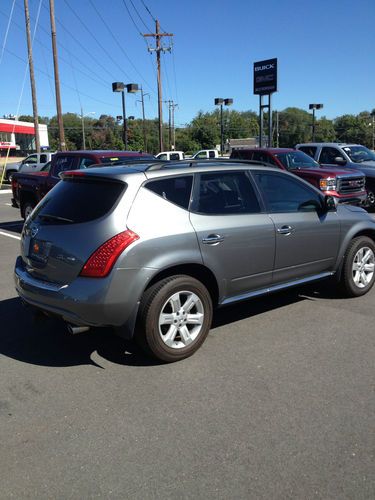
30,226 -> 39,238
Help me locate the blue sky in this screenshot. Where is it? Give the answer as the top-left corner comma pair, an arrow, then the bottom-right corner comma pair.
0,0 -> 374,127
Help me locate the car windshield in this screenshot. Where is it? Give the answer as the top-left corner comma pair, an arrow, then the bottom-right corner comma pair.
342,146 -> 375,163
274,151 -> 320,170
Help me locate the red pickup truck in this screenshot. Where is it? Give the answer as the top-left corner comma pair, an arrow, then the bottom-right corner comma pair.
12,150 -> 154,218
230,148 -> 367,205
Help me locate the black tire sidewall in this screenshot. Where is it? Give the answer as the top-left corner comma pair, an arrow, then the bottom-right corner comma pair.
138,275 -> 213,362
342,236 -> 375,297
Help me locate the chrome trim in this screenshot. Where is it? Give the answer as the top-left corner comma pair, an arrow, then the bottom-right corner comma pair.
221,271 -> 334,306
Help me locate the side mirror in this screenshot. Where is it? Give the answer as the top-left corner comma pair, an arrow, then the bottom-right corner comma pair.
334,157 -> 346,166
324,195 -> 338,211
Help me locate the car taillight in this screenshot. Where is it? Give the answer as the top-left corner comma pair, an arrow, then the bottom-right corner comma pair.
11,178 -> 18,189
80,230 -> 139,278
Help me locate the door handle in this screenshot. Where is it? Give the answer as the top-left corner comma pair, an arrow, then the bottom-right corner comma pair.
277,225 -> 294,235
202,234 -> 224,244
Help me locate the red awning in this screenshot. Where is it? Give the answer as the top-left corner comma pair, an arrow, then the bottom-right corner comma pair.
0,123 -> 35,134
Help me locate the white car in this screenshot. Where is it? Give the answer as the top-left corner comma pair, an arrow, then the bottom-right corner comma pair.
5,152 -> 55,180
155,151 -> 185,161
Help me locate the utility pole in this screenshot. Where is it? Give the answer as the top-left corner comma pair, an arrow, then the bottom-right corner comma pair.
23,0 -> 40,153
144,20 -> 173,152
137,86 -> 149,152
49,0 -> 66,150
171,101 -> 178,150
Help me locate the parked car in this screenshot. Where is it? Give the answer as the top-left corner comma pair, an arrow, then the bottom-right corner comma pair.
4,152 -> 55,181
190,149 -> 220,159
12,150 -> 154,219
230,148 -> 367,205
15,159 -> 375,362
295,143 -> 375,208
155,151 -> 185,160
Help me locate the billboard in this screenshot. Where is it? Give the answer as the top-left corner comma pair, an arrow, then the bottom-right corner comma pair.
253,58 -> 277,95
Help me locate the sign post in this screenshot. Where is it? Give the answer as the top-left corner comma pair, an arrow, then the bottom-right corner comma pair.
253,58 -> 278,147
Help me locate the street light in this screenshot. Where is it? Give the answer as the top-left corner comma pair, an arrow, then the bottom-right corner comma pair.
371,111 -> 375,151
112,82 -> 139,149
80,108 -> 95,150
215,98 -> 233,155
309,103 -> 323,142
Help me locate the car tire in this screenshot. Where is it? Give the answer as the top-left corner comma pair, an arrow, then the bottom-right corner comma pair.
339,236 -> 375,297
136,275 -> 213,362
366,189 -> 375,211
6,170 -> 15,182
23,201 -> 35,220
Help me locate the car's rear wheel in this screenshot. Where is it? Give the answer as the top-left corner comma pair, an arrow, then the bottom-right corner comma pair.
136,275 -> 213,362
366,189 -> 375,211
339,236 -> 375,297
6,170 -> 16,182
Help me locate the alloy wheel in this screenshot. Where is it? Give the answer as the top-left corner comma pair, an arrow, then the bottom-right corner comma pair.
352,246 -> 375,288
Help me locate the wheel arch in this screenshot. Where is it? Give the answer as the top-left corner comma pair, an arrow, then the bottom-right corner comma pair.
145,263 -> 220,307
335,227 -> 375,280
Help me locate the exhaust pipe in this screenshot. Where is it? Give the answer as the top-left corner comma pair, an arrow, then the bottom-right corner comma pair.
67,323 -> 90,335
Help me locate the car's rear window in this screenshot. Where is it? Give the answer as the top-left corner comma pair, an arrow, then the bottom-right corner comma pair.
99,155 -> 154,164
33,179 -> 126,224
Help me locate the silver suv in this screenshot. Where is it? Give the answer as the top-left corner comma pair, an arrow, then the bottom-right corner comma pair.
15,160 -> 375,362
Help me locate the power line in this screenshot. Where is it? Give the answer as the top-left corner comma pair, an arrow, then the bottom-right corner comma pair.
140,0 -> 156,23
128,0 -> 151,32
0,0 -> 16,66
88,0 -> 154,92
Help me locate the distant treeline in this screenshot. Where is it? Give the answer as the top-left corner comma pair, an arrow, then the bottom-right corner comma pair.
18,107 -> 375,154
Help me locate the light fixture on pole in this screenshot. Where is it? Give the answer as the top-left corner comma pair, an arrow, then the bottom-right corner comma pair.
309,103 -> 323,142
215,98 -> 233,155
80,109 -> 95,150
112,82 -> 139,149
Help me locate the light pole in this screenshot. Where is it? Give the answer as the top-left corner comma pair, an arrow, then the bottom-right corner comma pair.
80,109 -> 95,150
309,103 -> 323,142
215,98 -> 233,155
112,82 -> 139,149
371,111 -> 375,151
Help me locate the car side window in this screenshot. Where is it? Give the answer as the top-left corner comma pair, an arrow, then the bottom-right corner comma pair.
78,157 -> 96,168
319,147 -> 343,164
208,151 -> 216,158
40,154 -> 47,163
299,146 -> 317,158
252,151 -> 276,165
158,154 -> 167,160
24,155 -> 38,164
195,171 -> 261,215
146,175 -> 193,210
254,172 -> 322,213
170,153 -> 180,161
53,156 -> 77,177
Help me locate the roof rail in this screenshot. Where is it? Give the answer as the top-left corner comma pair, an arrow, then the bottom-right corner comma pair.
145,158 -> 270,171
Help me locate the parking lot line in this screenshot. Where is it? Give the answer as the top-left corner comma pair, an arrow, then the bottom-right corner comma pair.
0,230 -> 21,240
0,189 -> 12,194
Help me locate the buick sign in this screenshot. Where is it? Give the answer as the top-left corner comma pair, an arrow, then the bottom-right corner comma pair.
253,58 -> 277,95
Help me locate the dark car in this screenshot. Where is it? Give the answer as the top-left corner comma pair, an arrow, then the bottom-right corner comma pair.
230,148 -> 366,205
12,150 -> 154,218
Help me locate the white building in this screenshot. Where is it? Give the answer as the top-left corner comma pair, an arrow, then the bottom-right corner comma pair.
0,118 -> 49,153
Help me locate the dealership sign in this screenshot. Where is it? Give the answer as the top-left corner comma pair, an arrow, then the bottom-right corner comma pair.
253,58 -> 277,95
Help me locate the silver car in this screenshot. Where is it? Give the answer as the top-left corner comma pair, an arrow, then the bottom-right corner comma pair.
15,160 -> 375,362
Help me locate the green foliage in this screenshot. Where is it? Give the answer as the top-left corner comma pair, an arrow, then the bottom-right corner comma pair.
46,108 -> 375,153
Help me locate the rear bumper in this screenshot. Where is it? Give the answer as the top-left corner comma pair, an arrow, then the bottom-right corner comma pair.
14,256 -> 155,336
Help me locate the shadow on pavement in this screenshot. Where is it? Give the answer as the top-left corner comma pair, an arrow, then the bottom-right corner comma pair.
0,220 -> 23,235
0,286 -> 323,370
0,297 -> 157,369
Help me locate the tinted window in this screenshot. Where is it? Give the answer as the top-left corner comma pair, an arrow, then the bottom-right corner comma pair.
99,155 -> 154,164
170,153 -> 181,160
319,147 -> 343,164
341,145 -> 375,163
275,151 -> 320,170
40,154 -> 47,163
79,157 -> 97,168
254,172 -> 321,213
34,179 -> 125,224
157,154 -> 167,160
196,171 -> 260,215
230,150 -> 252,160
208,151 -> 216,158
299,146 -> 317,158
146,176 -> 193,210
252,151 -> 276,165
53,156 -> 77,177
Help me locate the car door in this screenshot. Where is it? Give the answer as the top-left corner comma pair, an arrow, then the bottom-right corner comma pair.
253,170 -> 340,284
189,170 -> 275,302
20,154 -> 38,173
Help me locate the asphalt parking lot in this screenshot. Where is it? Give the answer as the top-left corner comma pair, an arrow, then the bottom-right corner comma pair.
0,189 -> 374,499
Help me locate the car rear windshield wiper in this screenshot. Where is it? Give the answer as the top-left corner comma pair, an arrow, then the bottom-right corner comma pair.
38,213 -> 74,223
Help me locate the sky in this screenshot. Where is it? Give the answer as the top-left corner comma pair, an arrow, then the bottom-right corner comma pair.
0,0 -> 374,128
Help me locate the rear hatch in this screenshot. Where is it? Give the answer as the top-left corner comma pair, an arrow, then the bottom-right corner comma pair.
21,173 -> 127,285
